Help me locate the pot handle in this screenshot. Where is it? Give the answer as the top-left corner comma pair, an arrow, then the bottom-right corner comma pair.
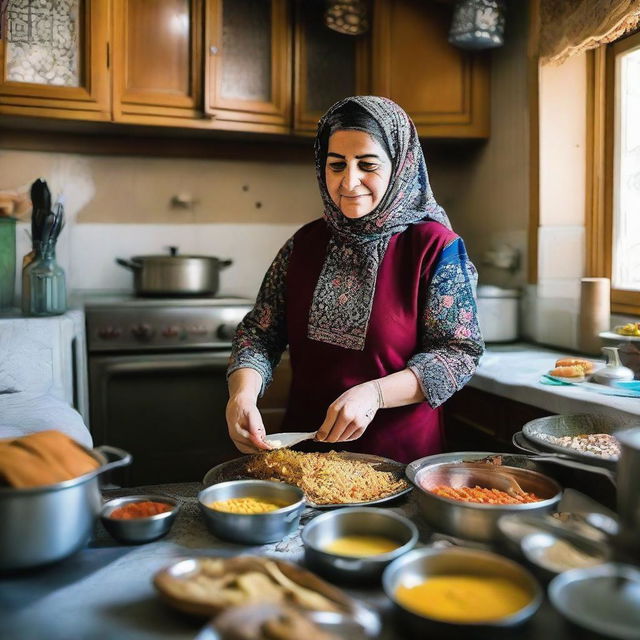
219,258 -> 233,269
115,258 -> 141,271
94,445 -> 133,474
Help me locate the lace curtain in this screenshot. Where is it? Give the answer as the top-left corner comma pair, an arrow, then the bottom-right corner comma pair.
539,0 -> 640,65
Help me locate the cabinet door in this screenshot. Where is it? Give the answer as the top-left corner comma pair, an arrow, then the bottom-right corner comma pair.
0,0 -> 110,120
205,0 -> 291,133
293,0 -> 369,135
112,0 -> 203,124
372,0 -> 489,138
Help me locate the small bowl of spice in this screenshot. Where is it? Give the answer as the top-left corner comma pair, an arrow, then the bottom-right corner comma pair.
520,531 -> 607,578
198,479 -> 305,545
100,495 -> 180,544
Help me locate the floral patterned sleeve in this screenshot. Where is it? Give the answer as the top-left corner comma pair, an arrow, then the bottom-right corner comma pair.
227,237 -> 292,396
407,238 -> 485,408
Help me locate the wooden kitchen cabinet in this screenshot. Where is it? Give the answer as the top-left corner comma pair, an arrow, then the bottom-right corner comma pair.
443,387 -> 553,452
0,0 -> 110,120
292,0 -> 369,135
0,0 -> 491,139
372,0 -> 490,138
111,0 -> 203,124
204,0 -> 292,133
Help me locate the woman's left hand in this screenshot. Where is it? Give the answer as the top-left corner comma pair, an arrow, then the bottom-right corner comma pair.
316,382 -> 379,443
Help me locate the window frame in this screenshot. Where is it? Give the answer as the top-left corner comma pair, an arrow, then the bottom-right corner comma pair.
586,29 -> 640,315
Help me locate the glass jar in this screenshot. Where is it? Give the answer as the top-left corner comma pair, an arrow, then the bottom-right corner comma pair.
21,241 -> 67,317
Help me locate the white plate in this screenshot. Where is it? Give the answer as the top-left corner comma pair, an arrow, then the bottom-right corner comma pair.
547,372 -> 587,384
600,330 -> 640,342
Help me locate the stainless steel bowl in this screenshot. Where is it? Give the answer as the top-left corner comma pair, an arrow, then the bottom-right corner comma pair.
383,547 -> 542,635
520,531 -> 606,580
301,507 -> 418,583
100,495 -> 179,544
198,480 -> 305,545
549,563 -> 640,639
407,453 -> 562,542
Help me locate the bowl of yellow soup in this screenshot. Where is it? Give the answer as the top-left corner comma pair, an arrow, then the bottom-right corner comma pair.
301,507 -> 418,583
198,479 -> 305,544
383,547 -> 542,635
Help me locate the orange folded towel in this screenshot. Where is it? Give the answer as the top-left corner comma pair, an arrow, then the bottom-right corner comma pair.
0,430 -> 100,489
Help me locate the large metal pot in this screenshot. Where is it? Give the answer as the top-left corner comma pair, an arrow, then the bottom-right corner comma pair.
405,452 -> 562,542
116,246 -> 232,297
0,445 -> 131,571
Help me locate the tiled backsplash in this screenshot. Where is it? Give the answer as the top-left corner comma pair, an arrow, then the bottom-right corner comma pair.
15,222 -> 301,300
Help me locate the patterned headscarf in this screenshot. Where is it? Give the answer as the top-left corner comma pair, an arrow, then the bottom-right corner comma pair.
307,96 -> 452,351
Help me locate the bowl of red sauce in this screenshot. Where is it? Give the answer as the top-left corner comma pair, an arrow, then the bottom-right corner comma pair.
100,494 -> 180,544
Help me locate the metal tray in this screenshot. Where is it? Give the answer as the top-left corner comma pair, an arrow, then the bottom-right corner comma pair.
512,432 -> 617,485
202,452 -> 411,509
521,414 -> 634,470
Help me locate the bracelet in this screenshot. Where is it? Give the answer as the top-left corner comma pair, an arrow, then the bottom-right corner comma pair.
373,380 -> 385,409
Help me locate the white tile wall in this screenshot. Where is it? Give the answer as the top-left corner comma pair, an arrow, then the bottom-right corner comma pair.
538,225 -> 585,280
534,296 -> 580,350
14,222 -> 302,301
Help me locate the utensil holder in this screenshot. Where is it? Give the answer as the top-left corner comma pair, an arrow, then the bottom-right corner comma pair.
21,241 -> 66,316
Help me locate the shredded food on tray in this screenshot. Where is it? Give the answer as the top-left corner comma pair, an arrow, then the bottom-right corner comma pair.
430,485 -> 541,505
244,450 -> 407,505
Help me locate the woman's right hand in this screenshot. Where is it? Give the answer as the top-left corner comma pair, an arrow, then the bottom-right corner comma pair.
226,393 -> 272,454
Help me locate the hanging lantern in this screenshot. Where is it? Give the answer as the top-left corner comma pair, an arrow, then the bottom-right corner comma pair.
325,0 -> 369,36
448,0 -> 506,50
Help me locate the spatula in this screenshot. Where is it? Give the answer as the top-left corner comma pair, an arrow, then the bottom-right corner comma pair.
264,431 -> 317,449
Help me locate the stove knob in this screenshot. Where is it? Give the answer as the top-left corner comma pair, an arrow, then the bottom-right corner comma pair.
131,323 -> 155,340
217,324 -> 238,341
162,326 -> 179,338
97,326 -> 122,340
188,325 -> 208,336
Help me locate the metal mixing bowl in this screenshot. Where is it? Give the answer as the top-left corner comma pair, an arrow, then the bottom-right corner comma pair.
383,547 -> 542,635
100,494 -> 179,544
198,480 -> 305,545
549,563 -> 640,639
407,454 -> 562,542
301,507 -> 418,583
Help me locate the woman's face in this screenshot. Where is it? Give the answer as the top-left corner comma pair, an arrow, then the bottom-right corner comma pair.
325,130 -> 392,219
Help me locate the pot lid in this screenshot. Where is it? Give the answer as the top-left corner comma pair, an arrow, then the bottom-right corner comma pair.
476,285 -> 521,298
130,254 -> 220,262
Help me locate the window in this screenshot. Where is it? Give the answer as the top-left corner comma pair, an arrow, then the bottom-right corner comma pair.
611,39 -> 640,297
586,30 -> 640,315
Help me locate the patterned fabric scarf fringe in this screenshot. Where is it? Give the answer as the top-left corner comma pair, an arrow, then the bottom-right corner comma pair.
307,96 -> 452,351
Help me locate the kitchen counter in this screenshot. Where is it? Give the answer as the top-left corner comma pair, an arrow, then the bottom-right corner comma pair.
0,482 -> 609,640
471,343 -> 640,421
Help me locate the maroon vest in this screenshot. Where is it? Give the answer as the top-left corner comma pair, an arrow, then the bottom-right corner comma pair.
282,219 -> 458,463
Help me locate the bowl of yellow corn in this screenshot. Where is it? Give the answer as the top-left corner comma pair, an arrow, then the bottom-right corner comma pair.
198,479 -> 305,544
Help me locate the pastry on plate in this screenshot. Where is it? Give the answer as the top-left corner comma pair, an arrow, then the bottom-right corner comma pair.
554,358 -> 595,374
549,365 -> 586,379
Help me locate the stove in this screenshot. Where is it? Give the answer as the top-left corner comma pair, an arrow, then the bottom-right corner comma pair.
85,295 -> 253,352
84,293 -> 254,485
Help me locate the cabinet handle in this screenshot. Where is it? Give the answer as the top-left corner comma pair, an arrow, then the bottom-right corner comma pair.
209,45 -> 219,55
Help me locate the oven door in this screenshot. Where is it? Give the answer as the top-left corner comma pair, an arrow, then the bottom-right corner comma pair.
89,351 -> 240,486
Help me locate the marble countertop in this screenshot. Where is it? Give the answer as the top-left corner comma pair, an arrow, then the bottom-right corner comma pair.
470,343 -> 640,420
0,482 -> 609,640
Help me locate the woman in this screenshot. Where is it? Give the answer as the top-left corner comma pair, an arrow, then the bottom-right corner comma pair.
226,96 -> 483,463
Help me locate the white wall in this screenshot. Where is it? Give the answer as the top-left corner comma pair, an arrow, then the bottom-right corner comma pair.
525,53 -> 588,350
